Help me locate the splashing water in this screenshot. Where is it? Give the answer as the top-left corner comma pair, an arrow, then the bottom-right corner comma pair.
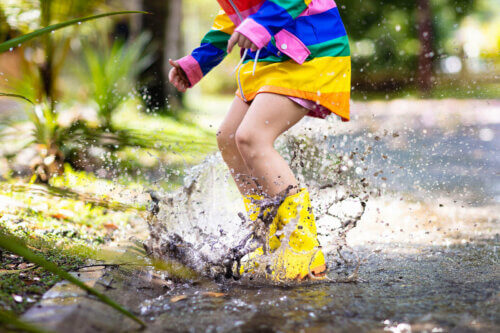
136,100 -> 498,331
144,131 -> 370,285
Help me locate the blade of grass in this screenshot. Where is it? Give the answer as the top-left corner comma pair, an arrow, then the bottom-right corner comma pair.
0,232 -> 146,328
0,92 -> 34,104
0,11 -> 148,53
0,310 -> 51,333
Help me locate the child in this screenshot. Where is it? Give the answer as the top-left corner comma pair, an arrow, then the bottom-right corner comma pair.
169,0 -> 350,281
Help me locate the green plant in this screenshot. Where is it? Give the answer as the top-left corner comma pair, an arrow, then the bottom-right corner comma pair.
0,92 -> 33,104
1,3 -> 146,106
0,93 -> 64,181
0,92 -> 203,180
0,9 -> 148,331
0,10 -> 144,53
0,9 -> 147,177
81,32 -> 154,129
0,230 -> 145,327
0,9 -> 147,327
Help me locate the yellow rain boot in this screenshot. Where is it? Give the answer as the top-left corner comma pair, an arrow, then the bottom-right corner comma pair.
269,188 -> 326,281
239,194 -> 265,274
242,194 -> 262,223
239,194 -> 282,275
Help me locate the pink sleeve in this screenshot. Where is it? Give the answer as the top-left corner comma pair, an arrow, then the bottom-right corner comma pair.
176,55 -> 204,87
235,18 -> 272,49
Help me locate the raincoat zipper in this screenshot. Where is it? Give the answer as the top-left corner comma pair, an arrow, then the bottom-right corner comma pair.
227,0 -> 243,21
227,0 -> 248,102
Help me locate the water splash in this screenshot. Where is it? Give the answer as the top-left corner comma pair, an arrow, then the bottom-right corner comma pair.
144,132 -> 371,284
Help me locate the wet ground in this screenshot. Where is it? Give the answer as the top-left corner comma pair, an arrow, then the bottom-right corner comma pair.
25,199 -> 498,332
143,243 -> 498,332
102,197 -> 497,333
24,99 -> 499,332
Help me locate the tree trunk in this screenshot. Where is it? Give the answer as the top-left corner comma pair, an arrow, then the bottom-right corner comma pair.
165,0 -> 184,111
416,0 -> 434,93
141,0 -> 183,113
40,0 -> 55,110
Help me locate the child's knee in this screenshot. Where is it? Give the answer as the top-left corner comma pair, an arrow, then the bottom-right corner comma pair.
216,127 -> 237,152
235,127 -> 253,151
235,127 -> 268,160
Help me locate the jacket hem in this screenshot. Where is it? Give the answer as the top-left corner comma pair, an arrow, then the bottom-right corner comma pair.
236,85 -> 350,122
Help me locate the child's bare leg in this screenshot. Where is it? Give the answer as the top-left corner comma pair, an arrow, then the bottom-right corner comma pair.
235,93 -> 308,197
217,97 -> 260,195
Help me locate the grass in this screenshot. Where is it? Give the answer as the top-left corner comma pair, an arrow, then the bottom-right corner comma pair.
0,97 -> 218,316
0,235 -> 86,315
0,231 -> 145,327
0,168 -> 151,325
108,98 -> 217,188
1,173 -> 145,246
0,165 -> 148,315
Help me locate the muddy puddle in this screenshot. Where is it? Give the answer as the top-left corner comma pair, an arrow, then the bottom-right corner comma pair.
26,100 -> 500,332
135,199 -> 498,332
135,100 -> 498,332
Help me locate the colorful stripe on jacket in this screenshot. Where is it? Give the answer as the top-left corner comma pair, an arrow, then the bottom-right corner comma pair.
177,0 -> 351,120
177,10 -> 235,87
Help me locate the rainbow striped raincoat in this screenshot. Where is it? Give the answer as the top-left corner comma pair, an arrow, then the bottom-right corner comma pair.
177,0 -> 351,120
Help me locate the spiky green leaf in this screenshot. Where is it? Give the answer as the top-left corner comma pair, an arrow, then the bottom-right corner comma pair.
0,92 -> 34,104
0,11 -> 147,53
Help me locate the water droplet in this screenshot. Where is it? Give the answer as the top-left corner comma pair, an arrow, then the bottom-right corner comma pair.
478,128 -> 494,142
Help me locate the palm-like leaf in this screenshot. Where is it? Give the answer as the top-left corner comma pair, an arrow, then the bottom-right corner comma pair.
0,11 -> 147,53
82,32 -> 154,128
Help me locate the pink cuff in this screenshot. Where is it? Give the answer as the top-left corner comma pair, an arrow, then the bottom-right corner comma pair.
235,18 -> 272,49
299,0 -> 337,17
176,55 -> 203,87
